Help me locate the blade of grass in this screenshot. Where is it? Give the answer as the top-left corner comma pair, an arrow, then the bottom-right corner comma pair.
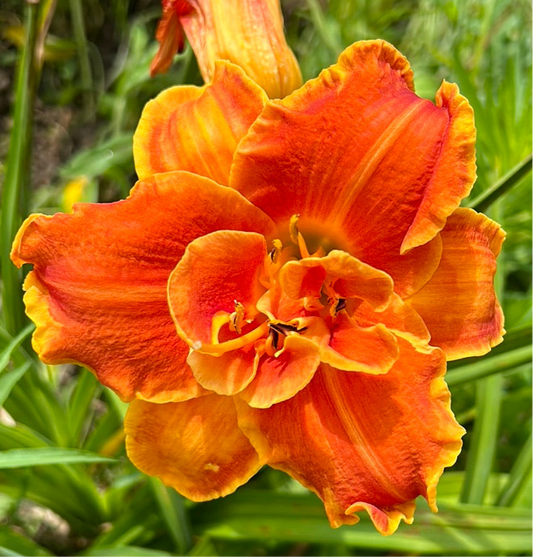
0,325 -> 33,405
91,483 -> 161,548
468,154 -> 532,212
0,425 -> 109,526
496,432 -> 532,507
82,547 -> 172,557
67,368 -> 100,445
446,345 -> 531,386
0,524 -> 51,556
0,362 -> 32,407
0,324 -> 34,372
304,0 -> 343,61
0,327 -> 74,447
460,373 -> 503,504
68,0 -> 94,116
187,536 -> 218,556
0,0 -> 39,336
0,447 -> 116,468
149,478 -> 193,554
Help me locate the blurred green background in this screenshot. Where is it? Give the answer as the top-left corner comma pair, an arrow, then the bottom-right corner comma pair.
0,0 -> 531,555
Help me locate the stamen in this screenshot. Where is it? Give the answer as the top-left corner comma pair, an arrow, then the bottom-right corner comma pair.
269,239 -> 283,263
289,214 -> 300,244
270,322 -> 307,335
330,298 -> 347,318
267,320 -> 308,353
191,322 -> 270,355
289,214 -> 311,258
269,325 -> 280,351
229,300 -> 245,334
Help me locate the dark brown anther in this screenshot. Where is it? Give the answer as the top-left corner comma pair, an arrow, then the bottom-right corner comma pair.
336,298 -> 346,312
268,321 -> 307,351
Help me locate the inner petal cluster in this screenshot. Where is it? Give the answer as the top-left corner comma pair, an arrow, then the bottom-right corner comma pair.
168,218 -> 400,408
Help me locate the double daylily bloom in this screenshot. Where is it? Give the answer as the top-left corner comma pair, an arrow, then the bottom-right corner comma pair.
12,0 -> 505,535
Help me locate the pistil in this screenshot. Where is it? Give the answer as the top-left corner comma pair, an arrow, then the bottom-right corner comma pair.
191,321 -> 270,355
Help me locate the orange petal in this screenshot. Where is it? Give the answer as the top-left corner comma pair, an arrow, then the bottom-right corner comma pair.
354,293 -> 431,350
135,61 -> 266,184
372,235 -> 443,299
11,172 -> 275,402
256,283 -> 313,322
187,341 -> 257,396
236,340 -> 464,534
239,335 -> 321,408
406,208 -> 505,360
150,0 -> 193,76
176,0 -> 302,98
231,40 -> 475,282
400,82 -> 476,253
168,230 -> 268,352
320,313 -> 399,374
125,395 -> 262,500
280,250 -> 393,310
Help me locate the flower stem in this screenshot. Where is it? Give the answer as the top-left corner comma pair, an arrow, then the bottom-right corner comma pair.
68,0 -> 94,117
1,0 -> 40,336
468,154 -> 532,212
496,432 -> 532,506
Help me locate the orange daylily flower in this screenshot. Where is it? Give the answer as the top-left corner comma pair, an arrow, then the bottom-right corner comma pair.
12,40 -> 505,534
150,0 -> 302,98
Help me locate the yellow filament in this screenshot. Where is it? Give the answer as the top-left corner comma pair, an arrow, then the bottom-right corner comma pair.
297,232 -> 311,258
192,322 -> 269,355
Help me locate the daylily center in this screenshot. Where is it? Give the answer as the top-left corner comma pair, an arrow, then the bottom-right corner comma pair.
192,215 -> 353,358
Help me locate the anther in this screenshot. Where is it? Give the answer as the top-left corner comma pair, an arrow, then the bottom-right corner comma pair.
229,301 -> 245,334
330,298 -> 347,318
289,214 -> 300,244
268,321 -> 308,351
269,239 -> 283,263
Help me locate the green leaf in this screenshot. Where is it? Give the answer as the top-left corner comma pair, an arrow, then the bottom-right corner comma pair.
0,2 -> 40,336
497,433 -> 532,507
446,345 -> 532,386
187,536 -> 218,556
0,447 -> 116,469
67,368 -> 100,445
82,547 -> 172,557
91,482 -> 160,548
0,525 -> 51,556
149,478 -> 192,554
460,375 -> 503,504
0,324 -> 34,373
190,490 -> 532,554
468,154 -> 533,212
0,361 -> 31,407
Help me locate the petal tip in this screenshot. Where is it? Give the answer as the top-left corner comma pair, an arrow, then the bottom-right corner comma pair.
339,40 -> 415,92
400,83 -> 477,254
345,500 -> 416,536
